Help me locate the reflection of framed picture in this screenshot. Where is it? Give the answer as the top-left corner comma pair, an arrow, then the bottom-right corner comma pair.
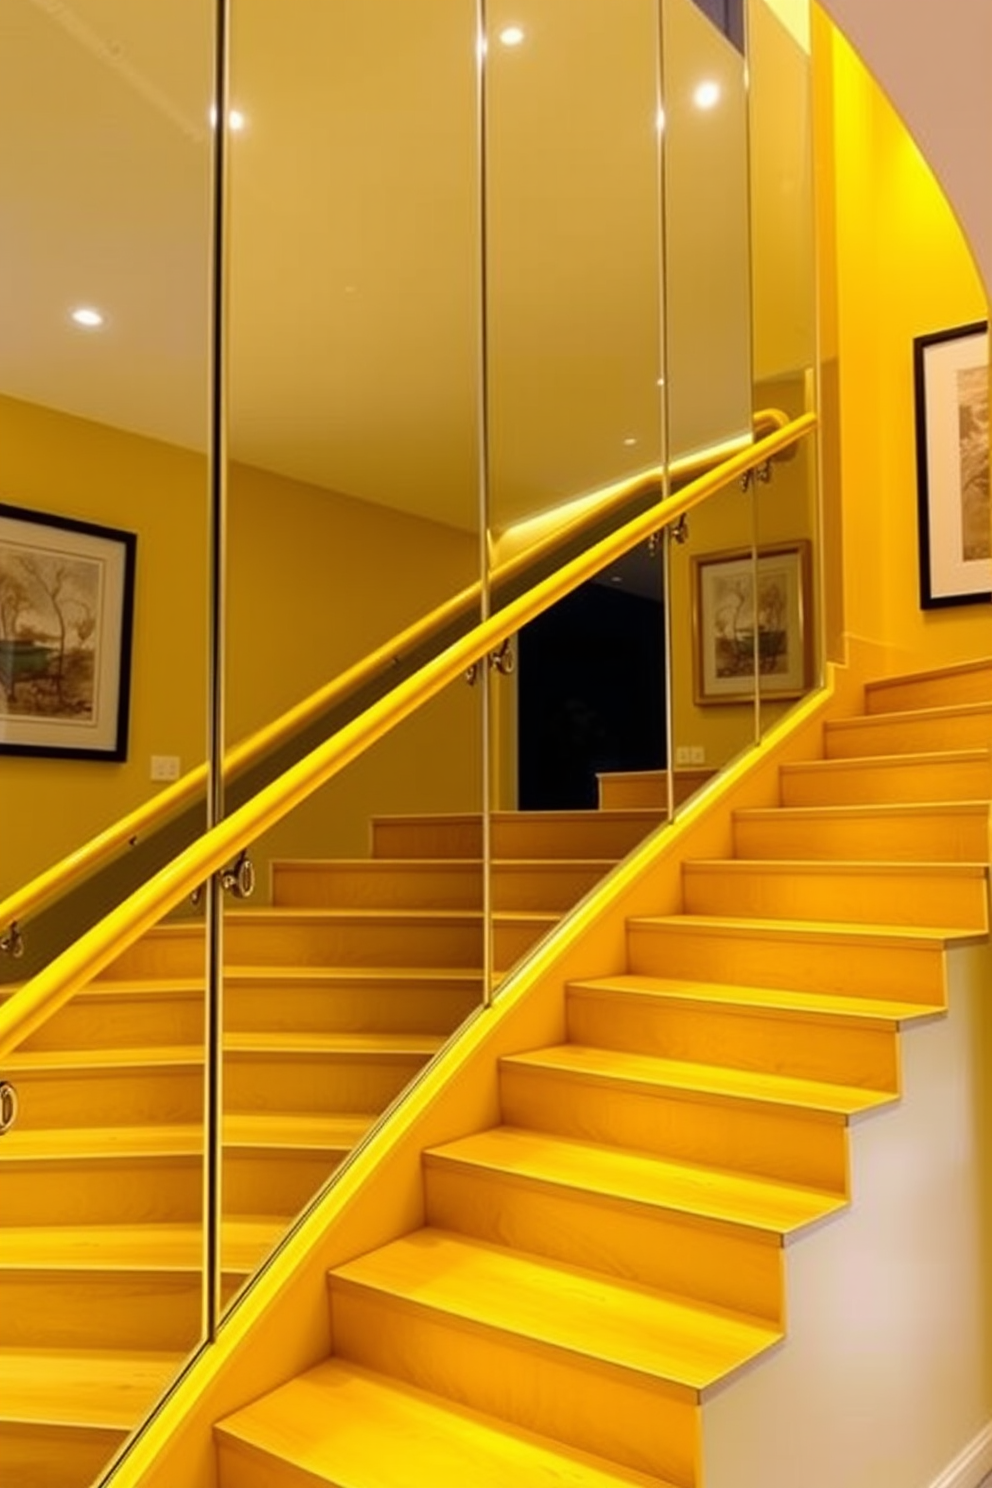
914,321 -> 990,608
0,503 -> 136,760
693,541 -> 812,705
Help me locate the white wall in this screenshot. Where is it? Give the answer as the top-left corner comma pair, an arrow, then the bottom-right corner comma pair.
817,0 -> 992,301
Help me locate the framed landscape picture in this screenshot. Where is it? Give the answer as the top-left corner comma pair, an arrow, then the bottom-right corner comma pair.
914,321 -> 990,607
0,503 -> 136,759
693,541 -> 812,704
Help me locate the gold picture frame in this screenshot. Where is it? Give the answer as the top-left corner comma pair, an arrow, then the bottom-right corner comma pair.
692,540 -> 812,705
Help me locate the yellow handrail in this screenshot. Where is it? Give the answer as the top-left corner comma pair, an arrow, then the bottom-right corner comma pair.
0,407 -> 794,944
0,411 -> 815,1058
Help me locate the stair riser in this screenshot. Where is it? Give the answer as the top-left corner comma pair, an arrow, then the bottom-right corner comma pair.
372,818 -> 655,861
329,1286 -> 700,1488
494,919 -> 558,969
864,667 -> 992,714
779,755 -> 992,807
0,1423 -> 126,1488
15,995 -> 204,1053
7,1067 -> 203,1129
598,772 -> 707,812
215,1440 -> 313,1488
423,1161 -> 784,1324
224,1054 -> 429,1116
498,1064 -> 849,1192
105,919 -> 485,978
223,1150 -> 345,1219
273,864 -> 483,911
1,1159 -> 203,1227
566,993 -> 898,1091
824,711 -> 992,759
627,925 -> 947,1004
0,1271 -> 206,1352
732,812 -> 989,862
681,865 -> 988,931
224,982 -> 481,1037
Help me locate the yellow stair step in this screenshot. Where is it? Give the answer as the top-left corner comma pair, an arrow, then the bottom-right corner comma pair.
732,800 -> 990,861
370,810 -> 662,861
863,657 -> 992,713
224,1030 -> 444,1058
778,748 -> 992,807
215,1358 -> 678,1488
0,1218 -> 283,1274
0,1346 -> 184,1430
823,701 -> 992,759
568,974 -> 944,1028
223,1112 -> 373,1152
680,859 -> 989,931
426,1125 -> 843,1237
502,1045 -> 894,1121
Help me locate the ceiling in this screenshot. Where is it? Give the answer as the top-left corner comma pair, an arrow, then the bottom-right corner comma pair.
0,0 -> 787,535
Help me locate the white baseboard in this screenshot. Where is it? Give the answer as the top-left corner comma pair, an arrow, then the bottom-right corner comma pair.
930,1424 -> 992,1488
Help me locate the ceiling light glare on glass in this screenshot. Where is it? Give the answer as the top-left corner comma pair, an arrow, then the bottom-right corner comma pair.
71,307 -> 104,328
499,26 -> 525,46
693,80 -> 721,110
208,106 -> 247,131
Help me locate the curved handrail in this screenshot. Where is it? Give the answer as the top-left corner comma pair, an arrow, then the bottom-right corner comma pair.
0,410 -> 815,1057
0,409 -> 791,944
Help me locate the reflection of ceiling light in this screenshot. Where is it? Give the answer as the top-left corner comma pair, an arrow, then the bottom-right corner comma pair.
656,108 -> 666,134
71,307 -> 104,328
693,80 -> 721,110
610,575 -> 623,584
209,106 -> 247,131
623,437 -> 638,447
499,26 -> 525,46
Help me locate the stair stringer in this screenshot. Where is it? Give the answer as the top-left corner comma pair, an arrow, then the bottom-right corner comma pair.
104,666 -> 856,1488
701,941 -> 992,1488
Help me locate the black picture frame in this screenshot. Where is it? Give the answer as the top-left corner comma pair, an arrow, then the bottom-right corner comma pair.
914,320 -> 991,608
0,502 -> 137,760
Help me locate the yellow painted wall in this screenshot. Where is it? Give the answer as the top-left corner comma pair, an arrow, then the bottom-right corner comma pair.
819,20 -> 991,671
0,396 -> 479,902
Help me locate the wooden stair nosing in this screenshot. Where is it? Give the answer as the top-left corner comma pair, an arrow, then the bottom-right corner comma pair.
825,699 -> 992,729
628,913 -> 979,951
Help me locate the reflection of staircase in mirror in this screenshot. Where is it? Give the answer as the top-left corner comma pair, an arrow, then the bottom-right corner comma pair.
213,658 -> 992,1488
0,808 -> 659,1488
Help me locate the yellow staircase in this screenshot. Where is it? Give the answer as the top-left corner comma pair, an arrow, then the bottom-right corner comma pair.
0,809 -> 658,1488
212,658 -> 991,1488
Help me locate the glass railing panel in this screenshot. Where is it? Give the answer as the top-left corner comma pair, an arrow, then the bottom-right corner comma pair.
0,2 -> 215,1483
747,0 -> 821,725
217,672 -> 485,1304
661,0 -> 752,465
0,2 -> 214,987
483,0 -> 666,587
667,473 -> 759,812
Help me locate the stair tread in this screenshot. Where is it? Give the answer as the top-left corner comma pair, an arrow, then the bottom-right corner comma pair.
827,700 -> 992,726
4,1043 -> 203,1073
224,965 -> 484,985
734,799 -> 989,819
683,858 -> 988,878
0,1346 -> 184,1428
503,1045 -> 894,1118
333,1229 -> 781,1395
0,1115 -> 371,1160
274,857 -> 615,870
224,1031 -> 445,1057
371,810 -> 663,824
780,747 -> 992,773
568,974 -> 945,1025
426,1127 -> 845,1237
630,913 -> 977,946
0,1218 -> 284,1273
216,1357 -> 676,1488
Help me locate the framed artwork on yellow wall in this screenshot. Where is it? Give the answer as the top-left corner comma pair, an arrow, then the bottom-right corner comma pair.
914,320 -> 990,608
692,540 -> 812,704
0,502 -> 136,759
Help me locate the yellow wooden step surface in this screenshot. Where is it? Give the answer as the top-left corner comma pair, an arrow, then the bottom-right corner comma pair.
0,1219 -> 283,1274
567,974 -> 944,1029
732,800 -> 990,861
823,701 -> 992,759
370,810 -> 662,861
331,1228 -> 781,1399
501,1045 -> 895,1122
0,1346 -> 183,1429
271,857 -> 613,912
223,1112 -> 373,1152
215,1358 -> 678,1488
424,1127 -> 844,1240
778,748 -> 992,807
863,657 -> 992,714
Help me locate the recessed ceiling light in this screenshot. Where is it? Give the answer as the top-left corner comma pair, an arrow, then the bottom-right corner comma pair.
71,307 -> 104,328
499,26 -> 525,46
693,80 -> 721,110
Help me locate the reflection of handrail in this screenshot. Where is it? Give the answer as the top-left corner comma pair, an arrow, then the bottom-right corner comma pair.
0,407 -> 794,947
0,411 -> 815,1058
